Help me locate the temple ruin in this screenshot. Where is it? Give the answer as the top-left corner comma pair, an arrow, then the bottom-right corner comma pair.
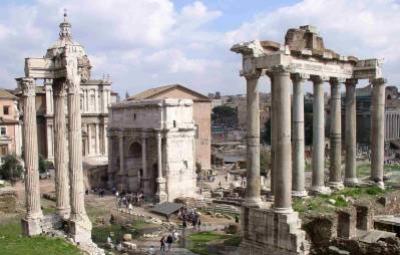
231,25 -> 385,255
17,12 -> 100,250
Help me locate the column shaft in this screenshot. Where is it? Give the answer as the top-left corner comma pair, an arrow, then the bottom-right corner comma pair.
269,74 -> 276,196
67,73 -> 91,235
142,135 -> 147,193
291,74 -> 307,197
19,78 -> 43,235
107,134 -> 113,189
371,78 -> 386,189
273,67 -> 292,211
329,79 -> 343,189
245,73 -> 261,206
344,79 -> 358,186
156,132 -> 167,202
311,76 -> 330,194
53,79 -> 70,219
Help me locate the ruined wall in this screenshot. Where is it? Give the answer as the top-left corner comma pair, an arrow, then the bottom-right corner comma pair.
0,188 -> 17,213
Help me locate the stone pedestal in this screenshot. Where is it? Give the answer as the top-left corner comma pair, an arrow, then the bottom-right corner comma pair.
156,177 -> 167,203
239,206 -> 309,255
21,217 -> 42,236
69,219 -> 92,244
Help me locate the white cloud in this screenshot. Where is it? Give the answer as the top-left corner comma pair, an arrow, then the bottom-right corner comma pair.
0,0 -> 399,96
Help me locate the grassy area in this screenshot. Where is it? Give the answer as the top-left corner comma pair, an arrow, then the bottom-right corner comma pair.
0,217 -> 81,255
187,231 -> 240,255
293,186 -> 386,214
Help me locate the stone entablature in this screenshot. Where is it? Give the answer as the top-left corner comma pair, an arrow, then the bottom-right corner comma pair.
108,99 -> 197,203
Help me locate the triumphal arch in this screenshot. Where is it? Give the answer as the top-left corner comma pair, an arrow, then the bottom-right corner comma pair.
17,13 -> 93,244
231,25 -> 385,255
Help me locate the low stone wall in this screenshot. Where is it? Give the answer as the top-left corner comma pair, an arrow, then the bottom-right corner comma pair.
0,188 -> 17,213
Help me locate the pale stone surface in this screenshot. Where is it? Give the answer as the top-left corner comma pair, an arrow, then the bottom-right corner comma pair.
371,78 -> 386,189
244,73 -> 262,206
18,77 -> 43,236
344,79 -> 358,187
291,73 -> 308,197
311,76 -> 330,195
329,78 -> 344,190
53,80 -> 70,219
272,66 -> 292,211
108,99 -> 197,202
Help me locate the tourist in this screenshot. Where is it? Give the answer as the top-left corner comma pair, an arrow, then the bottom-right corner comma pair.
128,202 -> 133,213
160,236 -> 166,254
173,229 -> 180,241
197,217 -> 202,231
166,234 -> 173,251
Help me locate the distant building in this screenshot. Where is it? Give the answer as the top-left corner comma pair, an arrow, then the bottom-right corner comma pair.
0,89 -> 21,161
128,84 -> 211,170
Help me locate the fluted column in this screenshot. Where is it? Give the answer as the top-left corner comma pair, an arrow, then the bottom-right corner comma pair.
272,66 -> 292,212
53,79 -> 70,219
66,61 -> 92,242
329,78 -> 344,189
244,72 -> 262,206
156,131 -> 167,203
107,133 -> 114,189
311,76 -> 331,194
371,78 -> 386,189
19,77 -> 43,236
344,79 -> 358,186
291,73 -> 308,197
268,73 -> 276,197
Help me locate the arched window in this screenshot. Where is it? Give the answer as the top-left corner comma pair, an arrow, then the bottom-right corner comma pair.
129,142 -> 142,158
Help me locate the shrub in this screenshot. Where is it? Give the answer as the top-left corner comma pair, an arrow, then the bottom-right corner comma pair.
0,154 -> 23,185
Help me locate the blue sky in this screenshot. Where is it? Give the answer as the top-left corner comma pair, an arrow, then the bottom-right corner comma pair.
0,0 -> 399,96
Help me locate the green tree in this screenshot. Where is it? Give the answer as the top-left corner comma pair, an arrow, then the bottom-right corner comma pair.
38,155 -> 51,174
212,105 -> 236,121
0,154 -> 23,185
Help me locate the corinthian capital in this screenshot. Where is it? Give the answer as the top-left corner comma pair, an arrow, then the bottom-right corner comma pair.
291,73 -> 310,83
371,77 -> 386,87
345,78 -> 358,87
271,64 -> 293,74
17,78 -> 35,97
53,79 -> 67,97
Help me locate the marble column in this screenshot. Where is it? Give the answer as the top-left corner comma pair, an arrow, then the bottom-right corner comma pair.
141,134 -> 148,194
66,72 -> 92,243
311,76 -> 330,194
344,79 -> 358,186
245,72 -> 261,206
329,78 -> 344,189
118,131 -> 125,190
95,123 -> 99,154
273,66 -> 293,212
53,79 -> 70,219
291,73 -> 308,197
371,78 -> 386,189
268,73 -> 276,197
107,134 -> 114,189
156,131 -> 167,202
19,77 -> 43,236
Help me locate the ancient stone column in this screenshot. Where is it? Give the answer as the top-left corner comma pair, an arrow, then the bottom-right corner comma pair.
66,70 -> 92,243
273,66 -> 292,212
107,133 -> 114,189
156,131 -> 167,202
344,79 -> 358,186
268,73 -> 276,197
311,76 -> 330,194
118,131 -> 124,174
371,78 -> 386,189
142,134 -> 148,195
329,78 -> 344,189
291,73 -> 308,197
19,77 -> 43,236
53,79 -> 70,219
244,72 -> 261,206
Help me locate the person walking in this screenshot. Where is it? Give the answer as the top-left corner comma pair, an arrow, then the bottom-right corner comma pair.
160,236 -> 166,254
166,234 -> 173,251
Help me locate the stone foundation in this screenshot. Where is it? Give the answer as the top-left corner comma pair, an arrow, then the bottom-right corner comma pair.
21,217 -> 42,236
239,206 -> 309,255
69,219 -> 93,244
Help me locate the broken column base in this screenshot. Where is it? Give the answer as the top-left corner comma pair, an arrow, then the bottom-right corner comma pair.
239,206 -> 309,255
69,218 -> 92,244
21,217 -> 43,236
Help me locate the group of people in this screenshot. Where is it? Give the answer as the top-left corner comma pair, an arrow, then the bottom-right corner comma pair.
116,190 -> 145,212
178,207 -> 202,230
